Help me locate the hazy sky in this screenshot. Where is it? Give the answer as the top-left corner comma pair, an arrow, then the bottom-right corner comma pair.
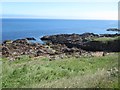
1,0 -> 118,20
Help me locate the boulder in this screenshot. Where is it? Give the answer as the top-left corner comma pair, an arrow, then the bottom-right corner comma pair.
45,49 -> 55,55
2,46 -> 11,57
36,50 -> 46,56
91,52 -> 104,57
41,35 -> 50,40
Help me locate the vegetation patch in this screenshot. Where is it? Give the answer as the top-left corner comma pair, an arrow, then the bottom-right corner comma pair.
1,53 -> 119,88
93,36 -> 120,42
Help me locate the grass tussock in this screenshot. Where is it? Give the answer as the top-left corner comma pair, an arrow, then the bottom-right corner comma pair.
1,53 -> 119,88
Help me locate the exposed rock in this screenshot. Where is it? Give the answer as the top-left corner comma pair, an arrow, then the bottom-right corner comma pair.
2,39 -> 50,59
3,40 -> 13,44
41,34 -> 83,44
41,35 -> 50,40
91,52 -> 104,57
80,32 -> 99,37
100,33 -> 120,37
62,47 -> 79,54
41,33 -> 120,52
49,55 -> 61,61
12,39 -> 29,44
2,46 -> 11,57
41,33 -> 100,49
36,50 -> 45,56
26,37 -> 36,40
45,49 -> 55,55
2,33 -> 120,61
80,39 -> 120,52
59,53 -> 66,59
41,33 -> 99,44
107,28 -> 120,32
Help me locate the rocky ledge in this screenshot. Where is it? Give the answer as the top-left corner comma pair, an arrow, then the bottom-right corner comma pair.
41,33 -> 99,45
41,33 -> 120,52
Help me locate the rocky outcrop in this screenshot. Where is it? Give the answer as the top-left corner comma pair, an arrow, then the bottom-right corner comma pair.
80,39 -> 120,52
3,40 -> 13,44
2,39 -> 56,58
26,37 -> 36,40
12,39 -> 29,44
80,32 -> 99,37
2,46 -> 11,57
41,34 -> 82,44
41,33 -> 120,52
41,33 -> 99,47
2,33 -> 120,61
100,33 -> 120,37
0,39 -> 73,59
2,38 -> 91,61
107,28 -> 120,32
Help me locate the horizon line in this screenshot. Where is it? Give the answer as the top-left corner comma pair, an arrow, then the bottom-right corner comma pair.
1,17 -> 118,21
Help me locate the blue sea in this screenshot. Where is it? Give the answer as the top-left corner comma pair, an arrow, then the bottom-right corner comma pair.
2,19 -> 118,43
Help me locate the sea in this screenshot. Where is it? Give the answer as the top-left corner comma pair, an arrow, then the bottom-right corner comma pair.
1,19 -> 118,43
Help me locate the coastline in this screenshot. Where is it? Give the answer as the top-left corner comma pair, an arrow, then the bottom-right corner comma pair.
1,32 -> 120,60
2,19 -> 117,42
1,1 -> 118,88
1,32 -> 119,88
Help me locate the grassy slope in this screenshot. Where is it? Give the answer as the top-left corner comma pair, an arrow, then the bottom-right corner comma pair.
0,58 -> 2,89
2,53 -> 119,88
93,36 -> 120,42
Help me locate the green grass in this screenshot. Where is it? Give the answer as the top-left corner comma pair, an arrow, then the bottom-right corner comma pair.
1,53 -> 119,88
93,36 -> 120,42
0,58 -> 2,89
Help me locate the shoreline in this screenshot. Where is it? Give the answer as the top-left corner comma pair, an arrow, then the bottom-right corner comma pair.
1,32 -> 120,61
2,32 -> 120,43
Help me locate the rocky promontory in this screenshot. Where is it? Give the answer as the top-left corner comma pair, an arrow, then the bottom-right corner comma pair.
41,33 -> 120,52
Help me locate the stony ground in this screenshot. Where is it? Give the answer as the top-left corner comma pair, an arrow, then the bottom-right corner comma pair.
2,33 -> 120,61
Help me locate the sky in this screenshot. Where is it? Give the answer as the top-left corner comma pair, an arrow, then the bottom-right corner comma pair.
1,0 -> 119,20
